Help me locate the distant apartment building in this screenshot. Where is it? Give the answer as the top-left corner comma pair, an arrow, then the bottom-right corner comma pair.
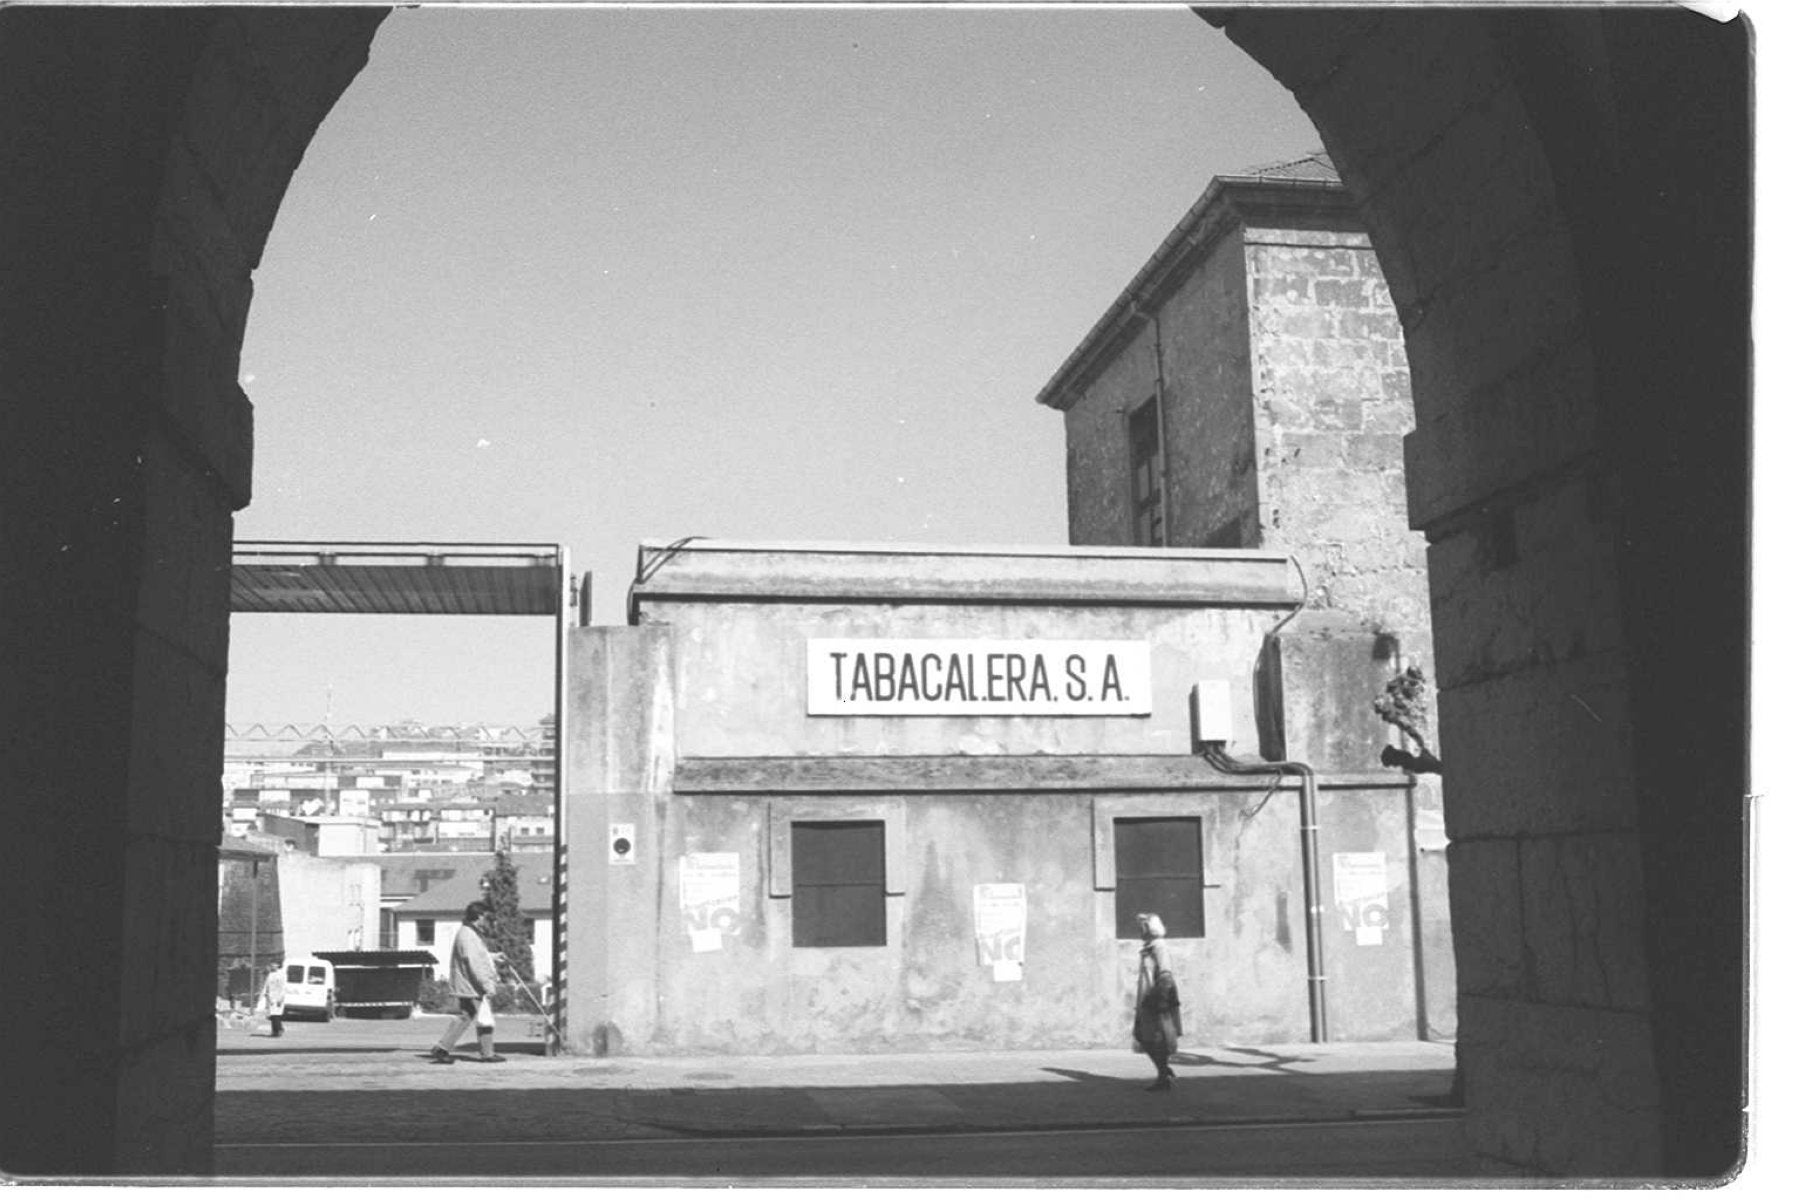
224,723 -> 554,852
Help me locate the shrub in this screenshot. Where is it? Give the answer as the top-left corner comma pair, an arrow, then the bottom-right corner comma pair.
415,977 -> 459,1014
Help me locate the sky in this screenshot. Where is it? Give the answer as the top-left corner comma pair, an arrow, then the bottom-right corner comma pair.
224,3 -> 1323,731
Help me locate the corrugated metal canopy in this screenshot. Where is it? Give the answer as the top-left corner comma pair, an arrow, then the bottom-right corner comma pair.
232,542 -> 564,616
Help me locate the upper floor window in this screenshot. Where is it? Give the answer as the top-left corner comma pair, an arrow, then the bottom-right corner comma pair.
1128,397 -> 1165,546
414,918 -> 436,946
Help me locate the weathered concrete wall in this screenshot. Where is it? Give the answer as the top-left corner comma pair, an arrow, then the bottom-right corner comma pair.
1256,611 -> 1456,1040
566,544 -> 1445,1055
1256,610 -> 1396,769
658,599 -> 1271,761
563,624 -> 675,1056
622,788 -> 1318,1054
275,856 -> 381,959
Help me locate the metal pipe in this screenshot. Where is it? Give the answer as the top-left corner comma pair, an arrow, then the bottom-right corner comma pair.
1148,306 -> 1172,546
1403,777 -> 1430,1040
551,545 -> 571,1055
1201,743 -> 1329,1043
248,860 -> 260,1011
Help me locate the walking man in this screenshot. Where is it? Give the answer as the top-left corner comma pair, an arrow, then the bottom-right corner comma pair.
429,902 -> 505,1064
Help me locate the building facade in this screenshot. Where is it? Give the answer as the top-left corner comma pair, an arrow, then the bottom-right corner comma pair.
563,540 -> 1453,1057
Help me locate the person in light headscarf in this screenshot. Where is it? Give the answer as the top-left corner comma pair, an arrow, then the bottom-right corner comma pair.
1132,912 -> 1183,1091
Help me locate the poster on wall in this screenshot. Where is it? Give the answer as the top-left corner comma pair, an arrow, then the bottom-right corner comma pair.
679,852 -> 740,953
1331,851 -> 1390,946
973,882 -> 1026,981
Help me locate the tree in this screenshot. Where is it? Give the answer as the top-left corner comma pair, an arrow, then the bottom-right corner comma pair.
480,849 -> 536,984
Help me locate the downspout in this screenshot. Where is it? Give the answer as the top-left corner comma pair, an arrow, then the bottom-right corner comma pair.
1198,741 -> 1328,1044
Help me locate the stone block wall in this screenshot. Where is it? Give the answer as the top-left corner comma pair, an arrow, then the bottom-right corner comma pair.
1213,6 -> 1748,1178
1246,228 -> 1432,686
0,8 -> 383,1176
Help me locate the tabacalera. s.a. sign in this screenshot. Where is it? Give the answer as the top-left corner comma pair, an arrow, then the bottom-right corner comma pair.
806,638 -> 1152,716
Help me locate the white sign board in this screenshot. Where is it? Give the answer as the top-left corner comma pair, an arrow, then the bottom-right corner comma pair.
807,639 -> 1152,716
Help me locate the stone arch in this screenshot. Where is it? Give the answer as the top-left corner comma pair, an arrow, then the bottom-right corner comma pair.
1,5 -> 1745,1179
1206,7 -> 1746,1178
2,6 -> 388,1175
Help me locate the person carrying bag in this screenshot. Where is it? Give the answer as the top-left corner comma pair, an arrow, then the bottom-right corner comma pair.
428,902 -> 505,1064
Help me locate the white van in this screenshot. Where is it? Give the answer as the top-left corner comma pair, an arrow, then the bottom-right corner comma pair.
281,957 -> 336,1021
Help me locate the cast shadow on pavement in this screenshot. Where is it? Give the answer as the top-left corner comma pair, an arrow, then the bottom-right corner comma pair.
208,1066 -> 1467,1182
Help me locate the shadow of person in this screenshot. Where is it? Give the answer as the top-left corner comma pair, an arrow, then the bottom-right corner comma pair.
1168,1051 -> 1224,1068
1039,1066 -> 1131,1085
1215,1046 -> 1315,1073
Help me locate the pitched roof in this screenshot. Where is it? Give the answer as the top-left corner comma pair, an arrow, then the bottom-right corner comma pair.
1034,147 -> 1356,411
392,853 -> 553,916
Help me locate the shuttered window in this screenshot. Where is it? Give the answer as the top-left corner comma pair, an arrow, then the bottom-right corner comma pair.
1114,816 -> 1205,938
792,820 -> 886,947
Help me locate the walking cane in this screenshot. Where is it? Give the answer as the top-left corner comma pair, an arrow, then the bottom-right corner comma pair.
498,956 -> 563,1054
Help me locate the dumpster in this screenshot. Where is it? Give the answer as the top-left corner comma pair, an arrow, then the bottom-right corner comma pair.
312,950 -> 438,1018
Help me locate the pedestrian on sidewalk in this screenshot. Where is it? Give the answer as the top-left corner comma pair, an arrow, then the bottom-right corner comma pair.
257,962 -> 286,1038
429,902 -> 505,1064
1132,912 -> 1183,1091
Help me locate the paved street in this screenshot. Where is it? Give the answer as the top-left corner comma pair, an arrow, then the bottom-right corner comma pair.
216,1116 -> 1470,1180
212,1015 -> 1482,1181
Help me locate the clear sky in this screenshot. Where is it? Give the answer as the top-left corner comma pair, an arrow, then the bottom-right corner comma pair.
225,3 -> 1322,731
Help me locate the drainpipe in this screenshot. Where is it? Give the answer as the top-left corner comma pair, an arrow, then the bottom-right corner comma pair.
1198,742 -> 1329,1044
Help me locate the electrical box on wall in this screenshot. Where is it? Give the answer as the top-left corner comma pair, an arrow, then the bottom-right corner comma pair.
608,823 -> 636,865
1193,680 -> 1233,745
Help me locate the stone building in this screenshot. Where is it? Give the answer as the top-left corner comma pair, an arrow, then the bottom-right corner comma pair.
1037,151 -> 1435,765
1034,151 -> 1454,1037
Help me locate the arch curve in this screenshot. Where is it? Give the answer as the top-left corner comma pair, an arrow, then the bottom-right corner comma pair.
1,6 -> 1746,1179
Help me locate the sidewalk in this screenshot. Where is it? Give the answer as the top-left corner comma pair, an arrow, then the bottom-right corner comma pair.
214,1019 -> 1460,1147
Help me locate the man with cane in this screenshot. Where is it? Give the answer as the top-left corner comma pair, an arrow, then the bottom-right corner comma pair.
428,901 -> 505,1064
